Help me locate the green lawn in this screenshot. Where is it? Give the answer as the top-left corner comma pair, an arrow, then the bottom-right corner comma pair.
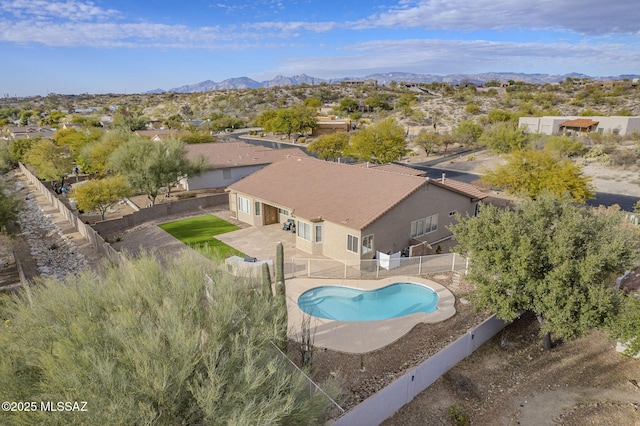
158,215 -> 246,259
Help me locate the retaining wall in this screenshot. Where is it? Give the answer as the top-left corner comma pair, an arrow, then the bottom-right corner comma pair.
92,193 -> 228,236
18,163 -> 123,261
331,315 -> 507,426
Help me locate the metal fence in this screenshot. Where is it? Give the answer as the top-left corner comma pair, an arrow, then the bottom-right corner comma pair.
287,252 -> 468,279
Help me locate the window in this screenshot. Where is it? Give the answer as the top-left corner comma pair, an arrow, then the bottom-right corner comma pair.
315,225 -> 323,243
362,234 -> 374,254
411,214 -> 438,237
238,196 -> 249,214
411,218 -> 425,238
254,201 -> 261,216
347,234 -> 359,253
297,221 -> 311,241
222,168 -> 231,179
426,214 -> 438,233
278,208 -> 289,216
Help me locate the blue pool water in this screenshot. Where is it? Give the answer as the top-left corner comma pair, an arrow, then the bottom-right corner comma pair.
297,283 -> 439,321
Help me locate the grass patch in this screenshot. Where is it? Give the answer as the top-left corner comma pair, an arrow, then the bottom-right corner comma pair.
158,214 -> 246,258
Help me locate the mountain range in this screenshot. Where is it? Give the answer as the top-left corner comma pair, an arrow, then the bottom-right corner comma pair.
145,72 -> 640,94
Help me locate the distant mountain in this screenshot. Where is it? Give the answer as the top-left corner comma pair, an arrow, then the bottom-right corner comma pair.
147,72 -> 639,94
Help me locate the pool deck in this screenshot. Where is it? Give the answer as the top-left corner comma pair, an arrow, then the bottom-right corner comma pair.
286,276 -> 456,354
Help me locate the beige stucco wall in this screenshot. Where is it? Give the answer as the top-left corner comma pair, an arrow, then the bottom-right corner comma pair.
519,116 -> 640,136
360,182 -> 478,259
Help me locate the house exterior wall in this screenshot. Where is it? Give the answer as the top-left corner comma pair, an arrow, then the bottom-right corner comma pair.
181,164 -> 266,190
360,183 -> 478,259
519,116 -> 640,136
228,182 -> 479,261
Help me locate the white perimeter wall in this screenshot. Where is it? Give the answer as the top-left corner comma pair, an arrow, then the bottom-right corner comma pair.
330,315 -> 507,426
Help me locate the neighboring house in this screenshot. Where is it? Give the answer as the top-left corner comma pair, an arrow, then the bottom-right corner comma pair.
1,126 -> 55,140
179,141 -> 308,191
519,116 -> 640,136
311,117 -> 353,136
135,129 -> 182,141
227,156 -> 486,261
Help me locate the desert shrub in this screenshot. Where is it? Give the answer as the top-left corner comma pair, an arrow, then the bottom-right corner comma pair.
608,148 -> 640,167
543,136 -> 586,157
176,191 -> 197,200
465,103 -> 480,114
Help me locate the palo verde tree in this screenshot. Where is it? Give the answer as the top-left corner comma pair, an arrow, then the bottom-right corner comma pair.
108,136 -> 204,205
0,251 -> 336,425
451,193 -> 639,350
482,149 -> 595,203
347,117 -> 407,163
307,133 -> 349,161
23,139 -> 73,182
71,175 -> 131,220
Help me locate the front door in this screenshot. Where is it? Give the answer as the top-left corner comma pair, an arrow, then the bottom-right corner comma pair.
263,204 -> 278,225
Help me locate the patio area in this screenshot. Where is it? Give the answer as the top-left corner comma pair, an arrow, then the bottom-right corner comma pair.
214,222 -> 330,264
285,276 -> 456,354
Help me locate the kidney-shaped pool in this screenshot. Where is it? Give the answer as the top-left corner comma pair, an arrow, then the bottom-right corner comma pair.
297,282 -> 439,321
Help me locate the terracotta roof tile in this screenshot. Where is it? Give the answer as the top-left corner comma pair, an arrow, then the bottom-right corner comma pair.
185,141 -> 307,169
559,119 -> 599,128
229,157 -> 483,230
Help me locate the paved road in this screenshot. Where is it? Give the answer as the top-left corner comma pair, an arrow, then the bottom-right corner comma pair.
412,165 -> 638,211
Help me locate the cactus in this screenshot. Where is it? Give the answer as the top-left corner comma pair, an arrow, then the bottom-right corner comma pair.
261,262 -> 272,299
275,241 -> 285,292
275,241 -> 288,350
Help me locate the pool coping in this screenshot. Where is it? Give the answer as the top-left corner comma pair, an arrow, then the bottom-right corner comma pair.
285,275 -> 456,354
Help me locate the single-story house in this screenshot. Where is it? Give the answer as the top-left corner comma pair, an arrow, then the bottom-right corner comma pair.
519,116 -> 640,136
311,117 -> 353,136
180,141 -> 308,191
227,156 -> 487,261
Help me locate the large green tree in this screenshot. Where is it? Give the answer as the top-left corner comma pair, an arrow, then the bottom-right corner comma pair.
24,139 -> 73,181
451,194 -> 639,349
108,136 -> 204,205
0,251 -> 335,425
307,133 -> 349,161
482,149 -> 595,203
347,117 -> 407,163
72,175 -> 131,220
259,106 -> 317,139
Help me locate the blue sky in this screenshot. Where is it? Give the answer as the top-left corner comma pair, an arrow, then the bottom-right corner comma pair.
1,0 -> 639,96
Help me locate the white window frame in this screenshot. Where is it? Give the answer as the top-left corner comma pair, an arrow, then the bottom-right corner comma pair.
238,196 -> 249,214
362,234 -> 374,254
254,201 -> 261,216
297,220 -> 311,241
426,214 -> 438,233
347,234 -> 359,254
278,208 -> 289,216
315,225 -> 323,243
411,218 -> 425,238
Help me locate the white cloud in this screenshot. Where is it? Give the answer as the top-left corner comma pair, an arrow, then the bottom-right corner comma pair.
275,39 -> 640,76
363,0 -> 640,35
0,0 -> 118,21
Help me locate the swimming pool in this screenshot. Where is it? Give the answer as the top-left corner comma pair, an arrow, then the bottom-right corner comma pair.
297,282 -> 439,321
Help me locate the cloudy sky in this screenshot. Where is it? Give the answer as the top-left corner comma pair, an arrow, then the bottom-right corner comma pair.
1,0 -> 638,96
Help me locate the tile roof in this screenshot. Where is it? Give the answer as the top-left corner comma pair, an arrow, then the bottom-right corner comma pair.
186,141 -> 307,169
352,162 -> 426,176
559,119 -> 599,128
229,157 -> 483,230
428,176 -> 488,201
